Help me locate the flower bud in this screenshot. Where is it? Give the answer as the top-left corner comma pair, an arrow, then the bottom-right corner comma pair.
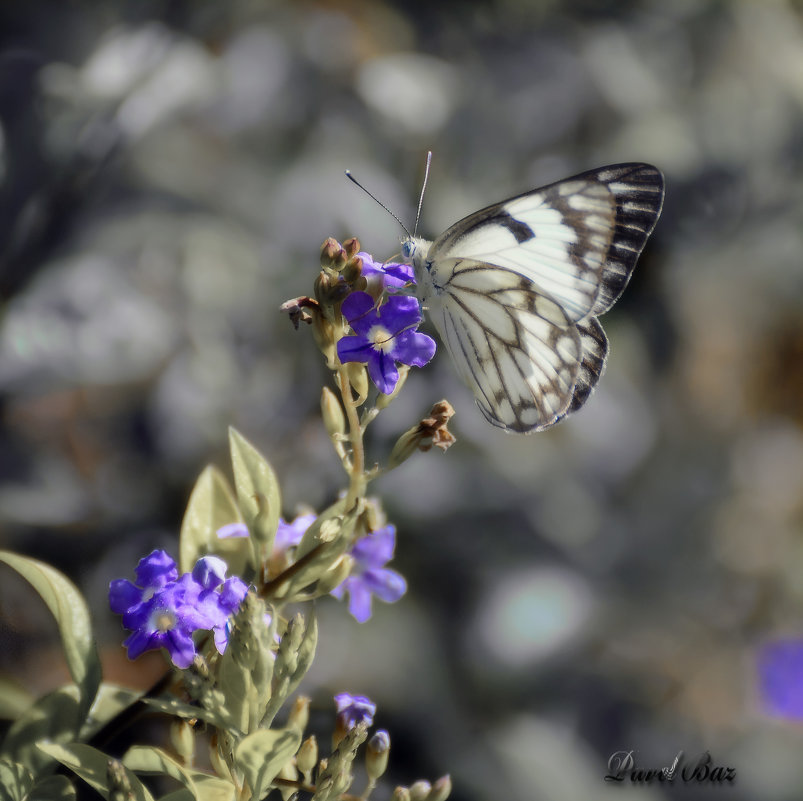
170,719 -> 195,765
321,386 -> 346,438
409,780 -> 432,801
427,774 -> 452,801
107,760 -> 131,801
342,255 -> 364,285
315,554 -> 353,595
297,735 -> 318,777
366,729 -> 390,780
345,362 -> 369,403
312,314 -> 337,367
342,237 -> 361,259
287,695 -> 310,732
391,787 -> 412,801
321,237 -> 347,271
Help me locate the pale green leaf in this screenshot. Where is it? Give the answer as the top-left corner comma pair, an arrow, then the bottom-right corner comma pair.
79,683 -> 142,741
234,728 -> 300,799
28,775 -> 75,801
1,685 -> 81,775
0,677 -> 33,722
158,773 -> 236,801
179,465 -> 253,577
229,427 -> 281,553
0,758 -> 32,801
140,697 -> 230,732
0,552 -> 101,724
123,746 -> 196,796
37,742 -> 155,801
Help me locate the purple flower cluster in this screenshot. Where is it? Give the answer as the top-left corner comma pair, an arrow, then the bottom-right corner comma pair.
357,252 -> 414,291
109,550 -> 249,668
337,291 -> 436,395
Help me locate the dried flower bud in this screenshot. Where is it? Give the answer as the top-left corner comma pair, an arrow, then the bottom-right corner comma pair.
389,400 -> 456,467
287,695 -> 310,732
321,386 -> 346,438
366,729 -> 390,780
409,780 -> 432,801
297,735 -> 318,777
427,774 -> 452,801
280,295 -> 318,329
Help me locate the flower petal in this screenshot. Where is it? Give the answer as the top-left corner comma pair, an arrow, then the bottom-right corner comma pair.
135,550 -> 178,590
337,335 -> 372,364
392,330 -> 437,367
366,350 -> 398,395
109,579 -> 143,614
363,568 -> 407,603
346,580 -> 374,623
341,292 -> 379,333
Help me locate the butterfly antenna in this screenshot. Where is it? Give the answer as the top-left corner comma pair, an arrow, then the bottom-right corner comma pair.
413,150 -> 432,237
344,170 -> 412,238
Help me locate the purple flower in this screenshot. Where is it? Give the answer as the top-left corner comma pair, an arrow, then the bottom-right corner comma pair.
331,525 -> 407,623
334,692 -> 376,728
357,251 -> 414,291
275,513 -> 316,553
337,292 -> 435,395
758,639 -> 803,719
109,550 -> 249,668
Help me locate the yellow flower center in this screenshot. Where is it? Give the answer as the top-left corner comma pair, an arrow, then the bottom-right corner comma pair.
367,325 -> 395,354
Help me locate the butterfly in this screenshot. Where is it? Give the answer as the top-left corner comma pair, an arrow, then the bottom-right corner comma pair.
399,163 -> 664,433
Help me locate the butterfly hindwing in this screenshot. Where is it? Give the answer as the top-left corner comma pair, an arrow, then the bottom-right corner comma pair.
426,259 -> 585,432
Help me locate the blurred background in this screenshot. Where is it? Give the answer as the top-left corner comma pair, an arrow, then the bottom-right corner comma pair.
1,0 -> 803,798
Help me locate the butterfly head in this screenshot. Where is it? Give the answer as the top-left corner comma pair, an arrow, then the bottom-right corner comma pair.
401,236 -> 430,268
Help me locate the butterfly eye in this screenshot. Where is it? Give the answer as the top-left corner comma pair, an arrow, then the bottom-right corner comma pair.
401,240 -> 415,260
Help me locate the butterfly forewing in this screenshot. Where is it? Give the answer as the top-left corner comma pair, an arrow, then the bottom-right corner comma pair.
409,162 -> 664,433
428,163 -> 664,323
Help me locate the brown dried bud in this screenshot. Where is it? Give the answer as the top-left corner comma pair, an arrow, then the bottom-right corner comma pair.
280,295 -> 318,329
388,400 -> 456,468
288,695 -> 310,732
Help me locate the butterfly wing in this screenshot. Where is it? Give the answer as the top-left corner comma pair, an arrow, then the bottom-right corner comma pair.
411,163 -> 662,432
428,163 -> 664,322
424,259 -> 608,432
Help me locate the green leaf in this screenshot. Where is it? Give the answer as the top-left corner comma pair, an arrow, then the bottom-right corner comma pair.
229,427 -> 281,553
234,728 -> 300,799
37,742 -> 155,801
0,677 -> 33,722
0,552 -> 101,725
179,465 -> 253,577
27,775 -> 75,801
123,746 -> 197,796
79,683 -> 143,742
140,697 -> 230,732
1,685 -> 81,775
0,759 -> 32,801
158,773 -> 236,801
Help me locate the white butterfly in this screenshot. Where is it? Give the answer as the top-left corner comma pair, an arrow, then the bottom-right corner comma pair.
400,163 -> 664,433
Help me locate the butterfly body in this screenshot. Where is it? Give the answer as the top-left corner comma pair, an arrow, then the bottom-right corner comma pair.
401,163 -> 664,434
